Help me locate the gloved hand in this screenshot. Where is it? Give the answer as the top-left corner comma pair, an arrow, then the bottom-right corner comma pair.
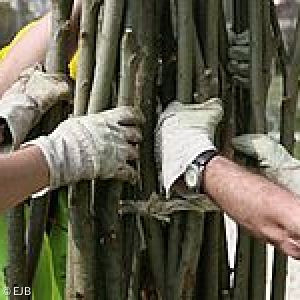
155,98 -> 223,197
228,30 -> 250,84
25,106 -> 144,190
0,64 -> 71,149
232,134 -> 300,196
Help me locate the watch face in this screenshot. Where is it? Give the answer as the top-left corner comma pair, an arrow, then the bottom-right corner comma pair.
184,164 -> 199,189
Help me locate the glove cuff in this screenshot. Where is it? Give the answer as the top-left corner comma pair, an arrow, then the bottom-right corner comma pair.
0,64 -> 71,150
161,130 -> 216,198
25,122 -> 96,190
0,93 -> 41,149
25,136 -> 65,189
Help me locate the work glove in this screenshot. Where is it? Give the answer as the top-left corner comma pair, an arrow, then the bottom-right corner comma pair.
25,106 -> 144,190
0,64 -> 71,149
228,29 -> 272,87
232,134 -> 300,196
228,30 -> 250,85
155,98 -> 223,198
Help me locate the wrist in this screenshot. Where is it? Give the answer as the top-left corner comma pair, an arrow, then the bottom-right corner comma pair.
184,149 -> 219,193
202,155 -> 225,194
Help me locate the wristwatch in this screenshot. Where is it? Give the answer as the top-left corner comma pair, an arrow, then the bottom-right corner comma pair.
184,149 -> 218,192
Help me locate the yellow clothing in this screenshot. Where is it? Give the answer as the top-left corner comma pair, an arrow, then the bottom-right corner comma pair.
69,50 -> 78,80
0,20 -> 38,60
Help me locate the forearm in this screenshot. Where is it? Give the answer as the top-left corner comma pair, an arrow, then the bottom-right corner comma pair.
0,14 -> 51,97
204,155 -> 300,259
0,146 -> 49,212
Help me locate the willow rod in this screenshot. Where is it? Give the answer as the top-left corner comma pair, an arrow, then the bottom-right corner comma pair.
25,0 -> 73,295
271,5 -> 300,300
66,1 -> 101,299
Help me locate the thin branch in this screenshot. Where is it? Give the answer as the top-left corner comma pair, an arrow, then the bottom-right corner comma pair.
88,0 -> 125,113
26,0 -> 73,291
270,0 -> 288,75
289,8 -> 300,72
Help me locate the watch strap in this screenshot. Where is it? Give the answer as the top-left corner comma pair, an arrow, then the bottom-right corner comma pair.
193,149 -> 218,193
193,149 -> 218,169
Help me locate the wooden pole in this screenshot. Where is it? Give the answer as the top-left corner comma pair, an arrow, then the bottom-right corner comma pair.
86,1 -> 125,299
166,1 -> 194,299
6,207 -> 27,300
135,0 -> 166,298
271,5 -> 300,300
195,1 -> 223,300
66,1 -> 100,299
88,0 -> 125,113
7,1 -> 73,299
232,2 -> 251,300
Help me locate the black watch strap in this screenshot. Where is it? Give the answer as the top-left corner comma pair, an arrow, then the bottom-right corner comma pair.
193,149 -> 218,169
193,149 -> 218,193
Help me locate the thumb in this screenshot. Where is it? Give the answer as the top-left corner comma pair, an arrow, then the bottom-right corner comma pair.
232,134 -> 268,159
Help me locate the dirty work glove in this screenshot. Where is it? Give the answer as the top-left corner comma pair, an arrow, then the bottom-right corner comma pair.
0,64 -> 71,149
26,106 -> 144,190
232,134 -> 300,196
228,30 -> 250,85
155,98 -> 223,198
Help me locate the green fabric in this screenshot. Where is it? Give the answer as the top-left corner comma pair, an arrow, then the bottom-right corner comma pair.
33,235 -> 61,300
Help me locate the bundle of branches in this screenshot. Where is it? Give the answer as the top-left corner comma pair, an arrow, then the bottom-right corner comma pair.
7,0 -> 300,300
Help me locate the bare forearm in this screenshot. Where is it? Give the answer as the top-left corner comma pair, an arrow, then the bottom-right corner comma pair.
0,146 -> 49,212
204,155 -> 300,259
0,14 -> 51,97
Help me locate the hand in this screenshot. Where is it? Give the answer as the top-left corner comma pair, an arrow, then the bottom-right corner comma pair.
26,106 -> 144,189
155,98 -> 223,197
0,64 -> 71,148
228,30 -> 250,85
232,134 -> 300,196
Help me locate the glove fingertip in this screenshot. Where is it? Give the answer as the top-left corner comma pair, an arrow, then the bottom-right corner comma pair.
115,165 -> 139,185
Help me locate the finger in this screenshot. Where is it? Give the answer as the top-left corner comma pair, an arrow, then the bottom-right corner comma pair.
105,122 -> 142,144
122,127 -> 143,143
115,164 -> 139,185
232,135 -> 257,157
232,134 -> 272,158
117,107 -> 145,126
126,144 -> 139,161
229,45 -> 250,61
228,61 -> 250,77
116,143 -> 139,163
280,237 -> 300,260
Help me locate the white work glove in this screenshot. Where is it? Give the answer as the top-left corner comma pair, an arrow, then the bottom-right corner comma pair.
155,98 -> 223,198
0,64 -> 71,149
232,134 -> 300,196
25,106 -> 144,190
